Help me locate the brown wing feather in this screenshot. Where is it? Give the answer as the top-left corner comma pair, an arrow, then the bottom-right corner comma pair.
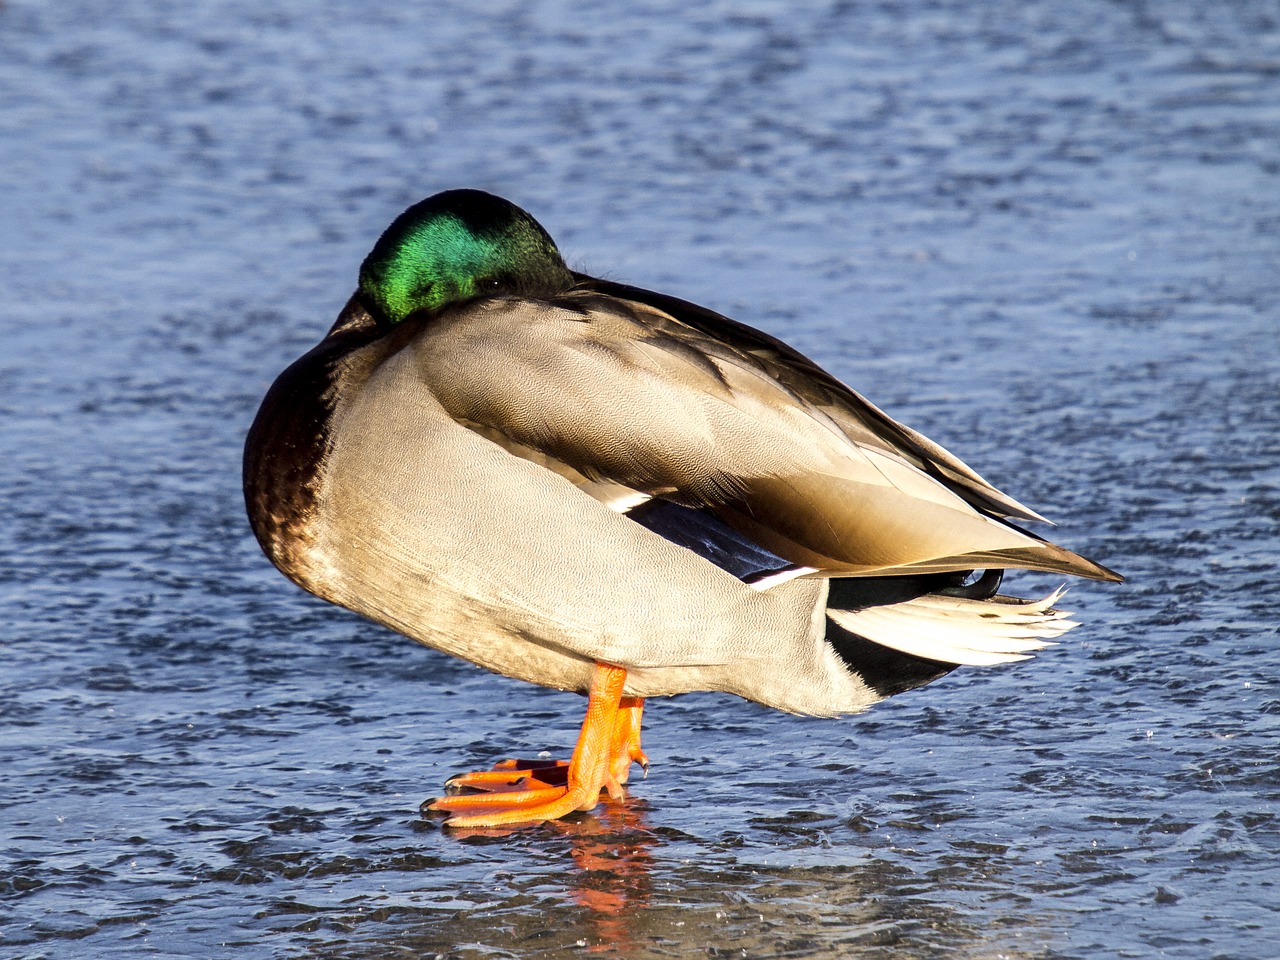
408,290 -> 1120,583
576,274 -> 1052,525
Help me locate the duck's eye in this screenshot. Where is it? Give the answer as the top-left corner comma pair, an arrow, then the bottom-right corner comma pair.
479,276 -> 502,292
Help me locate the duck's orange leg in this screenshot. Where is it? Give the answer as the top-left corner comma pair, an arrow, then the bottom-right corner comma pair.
427,663 -> 638,828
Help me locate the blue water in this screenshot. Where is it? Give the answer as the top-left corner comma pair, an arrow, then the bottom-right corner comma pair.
3,1 -> 1278,957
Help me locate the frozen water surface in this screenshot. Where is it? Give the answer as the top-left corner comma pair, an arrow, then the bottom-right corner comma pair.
2,1 -> 1278,957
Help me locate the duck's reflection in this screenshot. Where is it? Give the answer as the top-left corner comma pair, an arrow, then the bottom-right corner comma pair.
440,795 -> 656,952
554,798 -> 654,950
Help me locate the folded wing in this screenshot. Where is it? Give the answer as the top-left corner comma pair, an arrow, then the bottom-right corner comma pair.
408,290 -> 1119,582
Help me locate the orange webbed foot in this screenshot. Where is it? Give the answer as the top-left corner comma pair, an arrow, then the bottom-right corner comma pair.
443,758 -> 569,793
424,666 -> 648,829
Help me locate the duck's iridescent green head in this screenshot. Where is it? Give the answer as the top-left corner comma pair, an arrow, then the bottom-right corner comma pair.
358,189 -> 574,325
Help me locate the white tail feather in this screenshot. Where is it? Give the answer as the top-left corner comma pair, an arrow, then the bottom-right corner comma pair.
827,587 -> 1077,666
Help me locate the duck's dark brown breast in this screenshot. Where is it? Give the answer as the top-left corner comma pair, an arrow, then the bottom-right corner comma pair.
243,296 -> 382,596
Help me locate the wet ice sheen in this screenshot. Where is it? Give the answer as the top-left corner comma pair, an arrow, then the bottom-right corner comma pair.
3,1 -> 1278,958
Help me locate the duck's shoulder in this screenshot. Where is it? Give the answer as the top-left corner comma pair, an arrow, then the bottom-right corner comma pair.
571,274 -> 839,381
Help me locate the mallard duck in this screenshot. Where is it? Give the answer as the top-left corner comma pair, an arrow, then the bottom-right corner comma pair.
244,189 -> 1121,828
